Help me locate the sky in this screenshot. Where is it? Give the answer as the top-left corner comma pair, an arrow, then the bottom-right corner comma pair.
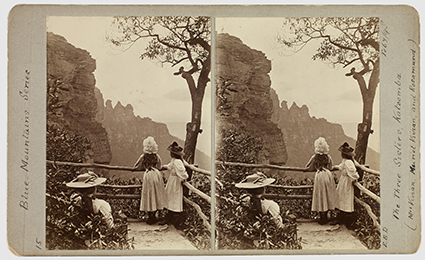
46,16 -> 212,156
46,16 -> 379,157
216,17 -> 380,152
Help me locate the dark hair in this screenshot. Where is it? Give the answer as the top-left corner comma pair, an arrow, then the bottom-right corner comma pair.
341,152 -> 354,160
313,154 -> 330,171
75,187 -> 96,215
141,153 -> 160,170
246,187 -> 265,216
170,151 -> 183,160
246,187 -> 265,195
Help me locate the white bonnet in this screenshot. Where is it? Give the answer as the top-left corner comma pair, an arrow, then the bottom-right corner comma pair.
314,137 -> 329,155
143,136 -> 158,154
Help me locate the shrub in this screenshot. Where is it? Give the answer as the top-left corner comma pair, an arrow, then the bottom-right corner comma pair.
352,174 -> 381,249
216,129 -> 302,249
180,172 -> 212,250
216,189 -> 301,249
46,126 -> 133,250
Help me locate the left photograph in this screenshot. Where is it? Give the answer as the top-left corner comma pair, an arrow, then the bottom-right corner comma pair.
45,16 -> 212,250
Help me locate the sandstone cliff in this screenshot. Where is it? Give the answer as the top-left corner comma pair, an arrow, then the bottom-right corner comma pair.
47,32 -> 112,164
95,90 -> 211,173
215,33 -> 288,165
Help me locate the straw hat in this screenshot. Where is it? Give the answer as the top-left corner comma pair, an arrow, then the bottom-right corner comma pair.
235,172 -> 275,189
338,142 -> 355,157
167,141 -> 184,156
66,171 -> 106,188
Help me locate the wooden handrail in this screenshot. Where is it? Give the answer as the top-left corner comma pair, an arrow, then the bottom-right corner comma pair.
182,161 -> 211,176
47,160 -> 135,171
354,160 -> 380,176
264,194 -> 313,200
95,193 -> 139,199
354,182 -> 380,204
96,181 -> 212,204
267,184 -> 314,189
46,160 -> 222,186
216,160 -> 307,172
183,182 -> 212,204
355,197 -> 380,230
216,160 -> 380,176
99,184 -> 143,189
184,197 -> 211,232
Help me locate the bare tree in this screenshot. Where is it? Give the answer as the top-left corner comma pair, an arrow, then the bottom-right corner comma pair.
107,16 -> 211,164
277,17 -> 379,164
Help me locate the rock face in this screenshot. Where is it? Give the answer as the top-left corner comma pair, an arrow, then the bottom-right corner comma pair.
47,32 -> 112,164
271,93 -> 380,170
95,92 -> 211,172
215,33 -> 288,165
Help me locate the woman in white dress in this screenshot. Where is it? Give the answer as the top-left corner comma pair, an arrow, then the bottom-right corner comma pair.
334,142 -> 360,228
159,141 -> 189,226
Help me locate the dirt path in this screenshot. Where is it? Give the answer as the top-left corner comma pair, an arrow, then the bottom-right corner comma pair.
128,221 -> 197,250
128,220 -> 366,251
297,220 -> 367,250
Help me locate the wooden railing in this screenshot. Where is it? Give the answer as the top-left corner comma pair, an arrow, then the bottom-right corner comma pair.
47,159 -> 380,230
215,160 -> 380,176
47,160 -> 222,188
46,160 -> 212,232
216,160 -> 381,229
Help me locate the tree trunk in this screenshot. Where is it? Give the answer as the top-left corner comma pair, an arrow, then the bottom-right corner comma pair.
184,93 -> 204,164
354,59 -> 379,164
182,55 -> 210,164
355,97 -> 374,164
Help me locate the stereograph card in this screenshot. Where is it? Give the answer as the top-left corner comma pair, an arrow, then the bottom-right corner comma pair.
6,4 -> 421,256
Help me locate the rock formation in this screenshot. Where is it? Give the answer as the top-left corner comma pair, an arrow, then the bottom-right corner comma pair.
215,33 -> 288,165
95,91 -> 211,172
47,32 -> 112,164
270,92 -> 380,170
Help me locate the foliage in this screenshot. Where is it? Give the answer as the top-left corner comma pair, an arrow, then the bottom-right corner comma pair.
216,189 -> 301,250
216,129 -> 264,166
267,176 -> 315,220
46,194 -> 133,250
97,177 -> 143,219
180,172 -> 212,250
46,125 -> 93,163
46,126 -> 133,250
352,174 -> 381,249
216,129 -> 302,249
108,16 -> 211,67
278,17 -> 379,70
180,198 -> 211,250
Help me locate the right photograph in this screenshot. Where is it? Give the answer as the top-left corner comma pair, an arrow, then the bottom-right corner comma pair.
214,17 -> 380,250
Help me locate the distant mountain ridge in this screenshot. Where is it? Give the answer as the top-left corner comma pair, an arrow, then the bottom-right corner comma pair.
270,88 -> 380,170
95,88 -> 211,173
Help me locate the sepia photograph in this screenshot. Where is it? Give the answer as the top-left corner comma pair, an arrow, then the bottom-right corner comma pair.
6,4 -> 420,256
45,16 -> 212,251
215,17 -> 381,250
